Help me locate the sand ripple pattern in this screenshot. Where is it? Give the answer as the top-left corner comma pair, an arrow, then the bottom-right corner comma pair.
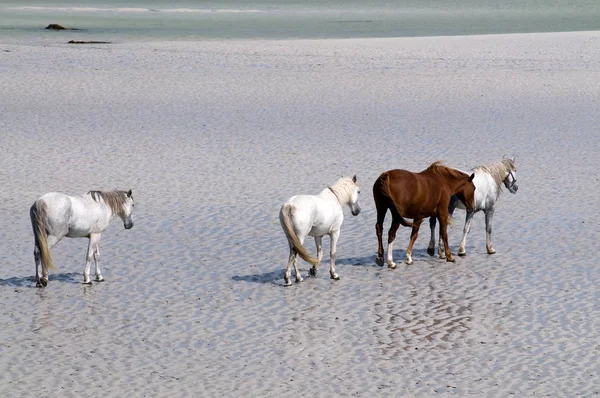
1,33 -> 600,396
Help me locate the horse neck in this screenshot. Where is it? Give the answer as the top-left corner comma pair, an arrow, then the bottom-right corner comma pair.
441,172 -> 469,191
88,194 -> 120,221
323,186 -> 346,206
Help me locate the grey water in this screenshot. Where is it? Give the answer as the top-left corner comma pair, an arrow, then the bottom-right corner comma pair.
1,0 -> 599,43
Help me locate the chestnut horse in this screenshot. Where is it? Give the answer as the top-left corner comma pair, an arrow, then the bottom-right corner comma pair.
373,162 -> 475,268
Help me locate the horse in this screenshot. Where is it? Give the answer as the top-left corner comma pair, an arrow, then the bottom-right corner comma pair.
373,162 -> 475,268
279,175 -> 361,286
428,156 -> 518,257
30,189 -> 135,287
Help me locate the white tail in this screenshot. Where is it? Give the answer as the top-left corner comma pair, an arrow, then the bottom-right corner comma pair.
280,204 -> 318,266
31,201 -> 57,271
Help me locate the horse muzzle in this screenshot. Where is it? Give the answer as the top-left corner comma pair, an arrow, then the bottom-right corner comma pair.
351,206 -> 361,216
124,221 -> 134,229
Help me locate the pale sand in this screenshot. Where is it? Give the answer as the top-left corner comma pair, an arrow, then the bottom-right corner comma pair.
1,32 -> 599,397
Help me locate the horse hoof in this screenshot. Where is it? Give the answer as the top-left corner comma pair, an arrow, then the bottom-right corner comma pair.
458,252 -> 466,257
83,281 -> 92,285
446,257 -> 456,263
375,257 -> 384,266
330,274 -> 340,281
40,278 -> 48,287
388,262 -> 397,269
427,247 -> 435,256
284,280 -> 292,287
96,277 -> 105,282
36,282 -> 44,288
309,268 -> 317,277
487,249 -> 496,255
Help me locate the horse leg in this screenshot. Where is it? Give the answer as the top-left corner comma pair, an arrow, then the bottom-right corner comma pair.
37,235 -> 60,287
386,213 -> 401,269
34,247 -> 43,288
83,236 -> 98,284
439,215 -> 455,262
284,245 -> 296,286
457,210 -> 474,256
405,218 -> 423,265
484,208 -> 496,254
310,236 -> 323,277
375,204 -> 387,266
293,236 -> 305,284
293,253 -> 303,284
92,234 -> 104,282
329,230 -> 340,280
427,217 -> 437,256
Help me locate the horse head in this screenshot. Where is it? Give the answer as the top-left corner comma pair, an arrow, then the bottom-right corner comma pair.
349,175 -> 361,216
502,155 -> 518,194
120,190 -> 135,229
455,173 -> 476,211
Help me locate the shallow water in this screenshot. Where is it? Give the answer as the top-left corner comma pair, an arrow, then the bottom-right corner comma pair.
1,0 -> 600,43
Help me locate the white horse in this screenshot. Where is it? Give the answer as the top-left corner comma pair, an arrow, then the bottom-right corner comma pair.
279,176 -> 361,286
428,156 -> 518,257
30,190 -> 135,287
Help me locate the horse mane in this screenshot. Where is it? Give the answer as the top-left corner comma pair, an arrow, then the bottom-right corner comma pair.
88,190 -> 128,215
425,161 -> 469,179
328,176 -> 358,204
473,158 -> 516,188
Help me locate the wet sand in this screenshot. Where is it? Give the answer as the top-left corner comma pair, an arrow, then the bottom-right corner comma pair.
1,32 -> 599,396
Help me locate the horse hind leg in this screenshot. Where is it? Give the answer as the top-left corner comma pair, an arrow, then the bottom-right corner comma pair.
34,247 -> 44,288
284,247 -> 295,286
374,202 -> 388,266
427,217 -> 437,256
37,234 -> 60,288
386,214 -> 401,269
309,236 -> 323,277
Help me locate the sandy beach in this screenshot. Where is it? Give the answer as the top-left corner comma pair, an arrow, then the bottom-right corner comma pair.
1,31 -> 599,396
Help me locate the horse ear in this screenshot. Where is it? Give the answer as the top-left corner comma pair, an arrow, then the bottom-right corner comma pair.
127,189 -> 132,197
468,173 -> 475,182
352,175 -> 357,183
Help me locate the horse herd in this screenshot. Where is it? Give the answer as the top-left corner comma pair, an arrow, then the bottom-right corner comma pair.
279,157 -> 517,286
29,157 -> 517,288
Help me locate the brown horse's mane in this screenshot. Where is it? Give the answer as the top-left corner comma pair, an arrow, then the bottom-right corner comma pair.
425,161 -> 469,179
473,158 -> 516,189
88,190 -> 128,215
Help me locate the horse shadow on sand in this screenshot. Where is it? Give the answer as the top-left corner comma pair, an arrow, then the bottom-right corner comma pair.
0,272 -> 82,288
231,250 -> 434,285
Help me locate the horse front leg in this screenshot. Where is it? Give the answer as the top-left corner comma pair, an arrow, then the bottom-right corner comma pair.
92,234 -> 104,282
83,235 -> 100,285
457,210 -> 474,256
484,208 -> 496,254
427,217 -> 437,256
329,230 -> 340,280
405,218 -> 423,265
309,236 -> 323,277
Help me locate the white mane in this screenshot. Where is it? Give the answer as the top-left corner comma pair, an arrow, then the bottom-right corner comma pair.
328,176 -> 358,205
474,158 -> 516,189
